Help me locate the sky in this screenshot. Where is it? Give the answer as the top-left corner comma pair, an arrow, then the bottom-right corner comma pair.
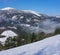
0,0 -> 60,16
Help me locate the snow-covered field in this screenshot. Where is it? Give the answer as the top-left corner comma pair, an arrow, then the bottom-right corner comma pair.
0,35 -> 60,55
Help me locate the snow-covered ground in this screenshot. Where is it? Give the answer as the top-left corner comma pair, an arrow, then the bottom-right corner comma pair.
0,35 -> 60,55
1,7 -> 15,10
0,30 -> 18,44
23,10 -> 41,16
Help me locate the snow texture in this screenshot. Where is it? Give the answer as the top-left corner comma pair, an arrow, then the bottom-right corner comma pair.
0,30 -> 18,44
1,7 -> 15,10
23,10 -> 41,16
1,30 -> 17,37
0,35 -> 60,55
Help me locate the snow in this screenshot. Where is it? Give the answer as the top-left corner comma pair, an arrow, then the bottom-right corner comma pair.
23,10 -> 41,16
0,35 -> 60,55
1,7 -> 41,17
12,15 -> 17,20
20,16 -> 24,19
1,7 -> 15,10
26,19 -> 30,22
0,37 -> 7,44
20,24 -> 30,27
1,30 -> 17,37
33,19 -> 39,22
56,16 -> 60,18
0,30 -> 18,44
7,26 -> 17,29
0,27 -> 6,29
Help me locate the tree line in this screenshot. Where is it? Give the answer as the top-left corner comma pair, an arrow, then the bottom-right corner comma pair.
0,28 -> 60,51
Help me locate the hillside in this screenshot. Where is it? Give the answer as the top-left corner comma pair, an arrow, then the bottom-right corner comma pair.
0,7 -> 60,34
0,35 -> 60,55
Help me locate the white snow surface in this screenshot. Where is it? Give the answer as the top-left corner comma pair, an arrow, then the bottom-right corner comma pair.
0,30 -> 18,44
1,7 -> 15,10
0,35 -> 60,55
1,7 -> 41,17
20,24 -> 30,27
23,10 -> 41,16
1,30 -> 17,37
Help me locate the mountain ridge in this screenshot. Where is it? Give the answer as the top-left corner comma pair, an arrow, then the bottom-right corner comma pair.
0,7 -> 60,34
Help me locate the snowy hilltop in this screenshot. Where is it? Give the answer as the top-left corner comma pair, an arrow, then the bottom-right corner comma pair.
1,7 -> 15,10
0,34 -> 60,55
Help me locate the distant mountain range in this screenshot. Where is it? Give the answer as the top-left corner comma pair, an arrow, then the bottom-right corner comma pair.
0,7 -> 60,34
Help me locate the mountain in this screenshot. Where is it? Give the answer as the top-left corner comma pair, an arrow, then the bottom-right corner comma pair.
0,34 -> 60,55
0,7 -> 60,34
1,7 -> 15,10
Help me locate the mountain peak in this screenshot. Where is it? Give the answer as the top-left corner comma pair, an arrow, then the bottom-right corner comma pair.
1,7 -> 15,10
23,10 -> 41,16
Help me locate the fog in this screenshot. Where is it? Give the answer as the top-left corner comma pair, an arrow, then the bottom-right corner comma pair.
39,19 -> 60,34
27,19 -> 60,34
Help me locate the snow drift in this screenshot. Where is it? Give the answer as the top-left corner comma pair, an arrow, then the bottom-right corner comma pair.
0,35 -> 60,55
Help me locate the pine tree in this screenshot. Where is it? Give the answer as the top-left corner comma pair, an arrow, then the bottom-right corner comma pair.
24,32 -> 31,44
0,42 -> 3,51
36,32 -> 45,41
5,37 -> 13,49
54,28 -> 60,35
31,32 -> 36,42
16,35 -> 23,46
11,36 -> 17,47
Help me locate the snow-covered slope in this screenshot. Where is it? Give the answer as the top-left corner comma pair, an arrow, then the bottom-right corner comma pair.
0,30 -> 18,44
23,10 -> 41,16
1,7 -> 15,10
0,35 -> 60,55
1,30 -> 17,37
